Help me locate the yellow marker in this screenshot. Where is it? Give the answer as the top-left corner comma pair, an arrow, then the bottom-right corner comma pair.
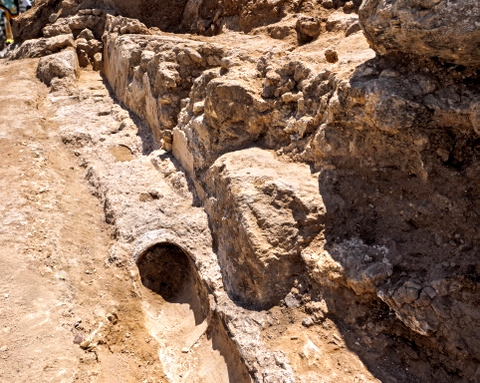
0,5 -> 16,44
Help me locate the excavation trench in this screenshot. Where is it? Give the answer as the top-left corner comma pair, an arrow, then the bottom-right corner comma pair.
136,243 -> 251,383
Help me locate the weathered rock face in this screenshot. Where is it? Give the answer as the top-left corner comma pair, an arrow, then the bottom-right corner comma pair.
12,0 -> 64,43
14,0 -> 359,44
205,148 -> 325,309
103,17 -> 224,147
359,0 -> 480,67
99,13 -> 480,379
12,4 -> 111,68
9,2 -> 480,382
304,54 -> 480,377
12,0 -> 115,43
174,54 -> 333,174
109,0 -> 190,32
42,10 -> 111,39
36,47 -> 79,86
9,33 -> 75,59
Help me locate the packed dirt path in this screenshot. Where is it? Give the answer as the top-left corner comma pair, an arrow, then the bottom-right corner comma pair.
0,58 -> 166,382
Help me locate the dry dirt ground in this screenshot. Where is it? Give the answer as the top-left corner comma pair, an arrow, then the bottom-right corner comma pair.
0,58 -> 166,383
0,57 -> 387,382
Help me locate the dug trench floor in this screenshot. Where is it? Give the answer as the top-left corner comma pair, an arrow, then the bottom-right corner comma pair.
0,59 -> 167,382
1,58 -> 400,383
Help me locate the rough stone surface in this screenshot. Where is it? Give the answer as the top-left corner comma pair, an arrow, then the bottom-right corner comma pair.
6,1 -> 480,383
12,0 -> 113,43
173,51 -> 339,175
102,14 -> 480,381
205,148 -> 325,309
45,14 -> 107,39
103,16 -> 223,147
104,15 -> 151,35
10,34 -> 75,59
295,15 -> 321,44
99,14 -> 480,379
359,0 -> 480,67
36,48 -> 79,86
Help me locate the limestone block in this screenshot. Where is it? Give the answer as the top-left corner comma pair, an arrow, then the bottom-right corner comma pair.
43,18 -> 71,38
205,148 -> 325,309
295,15 -> 321,44
10,34 -> 76,59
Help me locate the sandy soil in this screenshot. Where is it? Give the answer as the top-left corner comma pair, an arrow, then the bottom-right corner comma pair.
0,58 -> 166,383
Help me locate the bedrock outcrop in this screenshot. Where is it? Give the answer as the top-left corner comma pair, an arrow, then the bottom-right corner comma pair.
205,148 -> 325,309
359,0 -> 480,67
8,2 -> 480,382
98,14 -> 480,381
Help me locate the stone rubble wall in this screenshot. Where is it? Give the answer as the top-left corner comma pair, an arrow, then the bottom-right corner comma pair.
103,16 -> 224,148
7,1 -> 480,381
101,14 -> 480,380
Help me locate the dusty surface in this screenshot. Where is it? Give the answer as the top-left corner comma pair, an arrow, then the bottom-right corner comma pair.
0,59 -> 165,382
3,1 -> 480,382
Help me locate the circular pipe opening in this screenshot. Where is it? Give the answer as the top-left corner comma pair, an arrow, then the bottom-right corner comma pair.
136,242 -> 209,325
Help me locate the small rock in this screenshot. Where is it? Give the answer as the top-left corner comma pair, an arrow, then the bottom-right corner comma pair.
281,92 -> 302,103
302,317 -> 314,327
192,101 -> 205,115
77,28 -> 95,41
296,16 -> 321,44
305,300 -> 328,315
343,1 -> 355,12
48,13 -> 59,23
3,294 -> 8,299
80,339 -> 91,349
181,347 -> 189,353
284,292 -> 301,308
36,48 -> 79,86
325,49 -> 339,63
73,334 -> 84,344
0,346 -> 8,352
92,53 -> 103,71
313,311 -> 325,323
321,0 -> 334,9
290,336 -> 298,340
185,48 -> 203,64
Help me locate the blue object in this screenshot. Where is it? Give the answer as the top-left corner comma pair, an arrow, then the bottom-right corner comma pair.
1,0 -> 18,15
